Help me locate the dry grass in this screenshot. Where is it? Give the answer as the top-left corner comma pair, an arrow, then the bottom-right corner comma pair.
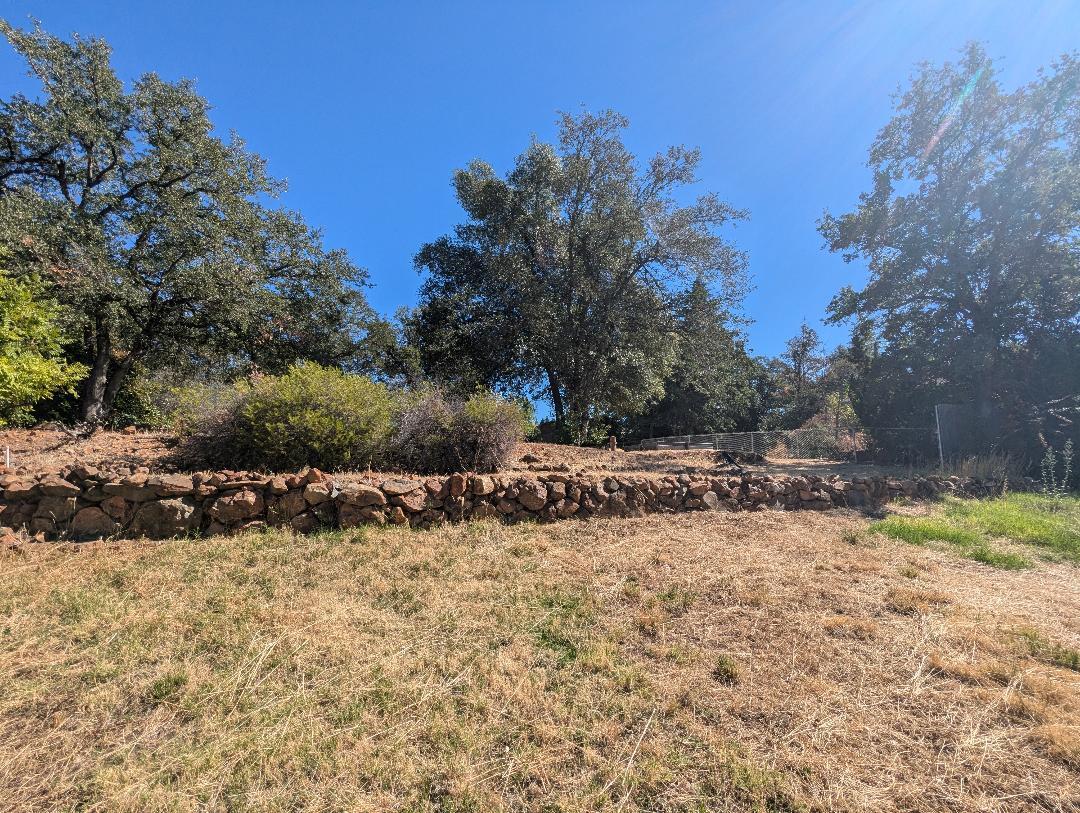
1,510 -> 1078,812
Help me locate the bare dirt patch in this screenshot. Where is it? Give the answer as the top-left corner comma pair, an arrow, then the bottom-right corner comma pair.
0,428 -> 923,482
0,510 -> 1076,811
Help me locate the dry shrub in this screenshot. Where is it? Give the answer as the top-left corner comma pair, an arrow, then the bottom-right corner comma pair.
392,388 -> 528,473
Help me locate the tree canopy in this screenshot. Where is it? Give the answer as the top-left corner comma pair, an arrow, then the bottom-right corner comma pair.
410,110 -> 748,442
821,43 -> 1080,450
0,20 -> 375,422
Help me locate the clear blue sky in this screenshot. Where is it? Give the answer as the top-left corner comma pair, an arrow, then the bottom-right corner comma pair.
2,1 -> 1078,357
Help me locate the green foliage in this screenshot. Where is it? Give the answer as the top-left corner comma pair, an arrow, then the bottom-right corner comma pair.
821,43 -> 1080,457
0,21 -> 375,423
0,270 -> 85,426
175,364 -> 395,471
760,324 -> 827,430
411,110 -> 747,443
393,388 -> 529,473
1040,440 -> 1075,496
623,278 -> 764,439
871,492 -> 1080,567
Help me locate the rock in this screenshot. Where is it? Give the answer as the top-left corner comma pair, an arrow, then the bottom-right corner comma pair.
303,481 -> 336,505
268,477 -> 289,495
38,475 -> 81,498
338,502 -> 368,528
701,490 -> 720,510
556,499 -> 579,518
69,507 -> 120,540
35,496 -> 78,523
470,475 -> 495,496
517,480 -> 548,511
338,483 -> 387,507
148,474 -> 194,497
100,495 -> 131,522
521,453 -> 541,463
281,490 -> 309,519
381,478 -> 422,497
471,502 -> 499,520
388,506 -> 408,525
130,498 -> 197,539
102,479 -> 157,502
290,512 -> 319,533
391,488 -> 427,512
2,480 -> 35,500
208,488 -> 265,524
448,473 -> 467,498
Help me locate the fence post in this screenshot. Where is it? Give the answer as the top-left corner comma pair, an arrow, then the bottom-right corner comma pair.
750,432 -> 756,456
849,427 -> 857,462
934,405 -> 945,470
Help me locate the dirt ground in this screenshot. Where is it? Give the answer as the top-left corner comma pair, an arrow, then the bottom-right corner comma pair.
0,510 -> 1076,811
0,428 -> 922,479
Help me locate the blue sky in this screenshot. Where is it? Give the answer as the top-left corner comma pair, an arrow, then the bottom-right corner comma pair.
2,1 -> 1078,357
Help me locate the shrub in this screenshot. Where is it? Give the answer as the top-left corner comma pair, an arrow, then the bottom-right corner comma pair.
0,271 -> 85,427
175,363 -> 395,471
393,389 -> 528,473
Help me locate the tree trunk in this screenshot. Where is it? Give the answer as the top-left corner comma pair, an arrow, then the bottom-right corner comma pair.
546,367 -> 565,428
79,325 -> 111,424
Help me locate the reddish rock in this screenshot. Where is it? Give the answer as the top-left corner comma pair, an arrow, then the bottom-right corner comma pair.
38,475 -> 81,498
148,474 -> 194,497
470,475 -> 495,496
517,480 -> 548,511
208,488 -> 265,524
130,499 -> 198,539
70,507 -> 120,540
291,512 -> 319,533
338,483 -> 386,507
391,488 -> 427,512
303,481 -> 335,505
448,473 -> 467,498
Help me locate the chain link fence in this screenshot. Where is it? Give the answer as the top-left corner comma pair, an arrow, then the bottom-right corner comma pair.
637,426 -> 937,465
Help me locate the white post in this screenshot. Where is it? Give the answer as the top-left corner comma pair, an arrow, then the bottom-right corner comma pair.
934,405 -> 945,470
3,447 -> 9,468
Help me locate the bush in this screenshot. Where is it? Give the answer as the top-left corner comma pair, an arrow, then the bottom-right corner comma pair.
393,389 -> 528,473
0,271 -> 85,427
175,364 -> 395,471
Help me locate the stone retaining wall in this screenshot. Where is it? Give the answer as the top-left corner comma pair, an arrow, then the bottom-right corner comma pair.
0,466 -> 1010,542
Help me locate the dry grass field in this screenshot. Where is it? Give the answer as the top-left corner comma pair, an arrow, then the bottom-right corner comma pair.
1,508 -> 1078,812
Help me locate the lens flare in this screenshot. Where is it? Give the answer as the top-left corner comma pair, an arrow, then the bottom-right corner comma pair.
921,67 -> 985,160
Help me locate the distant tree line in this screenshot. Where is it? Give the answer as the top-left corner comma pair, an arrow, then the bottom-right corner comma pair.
1,22 -> 1076,466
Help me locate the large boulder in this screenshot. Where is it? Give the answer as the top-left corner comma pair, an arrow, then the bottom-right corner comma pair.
130,499 -> 197,539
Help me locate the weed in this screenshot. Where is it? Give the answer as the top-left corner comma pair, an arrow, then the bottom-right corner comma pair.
146,670 -> 188,704
712,654 -> 740,685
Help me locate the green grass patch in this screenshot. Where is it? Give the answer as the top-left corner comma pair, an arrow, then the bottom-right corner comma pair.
871,492 -> 1080,568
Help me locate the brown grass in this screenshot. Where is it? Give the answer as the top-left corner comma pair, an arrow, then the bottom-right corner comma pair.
0,510 -> 1078,812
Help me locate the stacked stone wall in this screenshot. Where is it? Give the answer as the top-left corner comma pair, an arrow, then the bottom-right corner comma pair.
0,465 -> 1014,541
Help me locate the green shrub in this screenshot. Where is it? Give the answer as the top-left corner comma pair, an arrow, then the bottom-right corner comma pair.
0,271 -> 85,426
175,363 -> 395,471
393,389 -> 528,473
